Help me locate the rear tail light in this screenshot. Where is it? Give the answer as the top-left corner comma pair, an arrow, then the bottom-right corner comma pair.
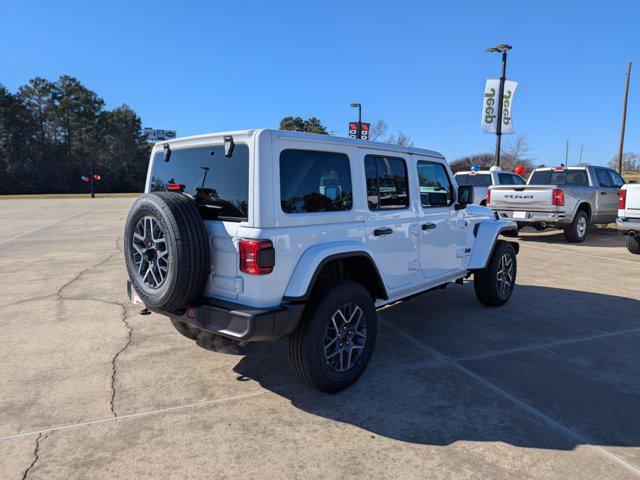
239,240 -> 275,275
552,188 -> 565,206
486,188 -> 491,205
619,189 -> 627,209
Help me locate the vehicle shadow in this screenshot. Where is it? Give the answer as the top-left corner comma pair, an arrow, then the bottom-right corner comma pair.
516,225 -> 624,248
229,284 -> 640,450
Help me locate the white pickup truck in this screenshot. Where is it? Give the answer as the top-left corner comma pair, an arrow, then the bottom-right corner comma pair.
454,166 -> 526,206
616,183 -> 640,254
488,166 -> 625,242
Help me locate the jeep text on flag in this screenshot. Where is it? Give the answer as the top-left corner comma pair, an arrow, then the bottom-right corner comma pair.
481,79 -> 518,134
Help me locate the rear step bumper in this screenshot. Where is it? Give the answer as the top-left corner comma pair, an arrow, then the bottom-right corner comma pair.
127,281 -> 305,341
494,210 -> 567,225
616,217 -> 640,235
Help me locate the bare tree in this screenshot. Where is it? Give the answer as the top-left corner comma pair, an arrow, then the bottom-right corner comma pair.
449,153 -> 494,173
608,152 -> 639,172
504,133 -> 532,163
369,119 -> 413,146
369,120 -> 388,141
449,151 -> 534,175
386,131 -> 414,147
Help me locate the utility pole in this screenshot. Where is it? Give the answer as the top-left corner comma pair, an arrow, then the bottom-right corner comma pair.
486,44 -> 512,167
564,140 -> 569,166
579,145 -> 584,165
617,61 -> 632,173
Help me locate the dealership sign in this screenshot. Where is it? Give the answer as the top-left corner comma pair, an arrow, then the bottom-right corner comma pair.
348,122 -> 370,140
144,128 -> 177,141
481,79 -> 518,134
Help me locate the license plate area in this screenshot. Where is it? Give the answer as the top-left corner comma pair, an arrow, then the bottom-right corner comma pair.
127,281 -> 145,305
513,211 -> 527,219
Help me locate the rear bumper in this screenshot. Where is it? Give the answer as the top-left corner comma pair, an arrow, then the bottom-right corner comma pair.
616,217 -> 640,235
494,209 -> 567,225
126,280 -> 305,342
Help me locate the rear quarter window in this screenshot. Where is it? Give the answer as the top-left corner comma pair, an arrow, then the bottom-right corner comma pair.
280,149 -> 353,214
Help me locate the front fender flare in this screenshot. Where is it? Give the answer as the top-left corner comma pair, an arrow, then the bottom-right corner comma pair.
283,241 -> 385,301
467,220 -> 519,270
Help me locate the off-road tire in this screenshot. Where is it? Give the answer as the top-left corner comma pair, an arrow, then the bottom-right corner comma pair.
170,318 -> 201,340
288,280 -> 377,393
563,210 -> 589,243
627,235 -> 640,255
474,240 -> 517,307
124,192 -> 209,314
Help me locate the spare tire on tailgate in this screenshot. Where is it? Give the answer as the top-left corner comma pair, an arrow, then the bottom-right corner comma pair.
124,192 -> 210,313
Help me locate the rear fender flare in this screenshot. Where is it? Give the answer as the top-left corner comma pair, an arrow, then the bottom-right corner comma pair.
571,201 -> 593,222
283,241 -> 386,301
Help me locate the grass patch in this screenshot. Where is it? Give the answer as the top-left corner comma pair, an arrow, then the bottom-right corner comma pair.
623,172 -> 639,184
0,193 -> 141,200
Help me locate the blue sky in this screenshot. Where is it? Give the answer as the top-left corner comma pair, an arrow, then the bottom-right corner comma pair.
1,0 -> 638,166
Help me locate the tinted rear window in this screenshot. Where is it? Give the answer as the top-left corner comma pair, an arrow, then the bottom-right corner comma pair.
454,173 -> 491,187
498,173 -> 526,185
150,144 -> 249,221
529,169 -> 589,186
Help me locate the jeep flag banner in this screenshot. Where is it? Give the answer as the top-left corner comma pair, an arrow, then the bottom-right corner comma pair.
348,122 -> 370,140
481,79 -> 518,134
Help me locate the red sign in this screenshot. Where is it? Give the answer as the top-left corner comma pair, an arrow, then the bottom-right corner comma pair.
348,122 -> 371,140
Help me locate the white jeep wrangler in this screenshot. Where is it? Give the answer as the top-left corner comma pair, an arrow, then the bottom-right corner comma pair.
124,129 -> 519,392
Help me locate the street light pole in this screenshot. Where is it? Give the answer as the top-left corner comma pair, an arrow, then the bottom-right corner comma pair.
486,45 -> 512,167
350,103 -> 362,139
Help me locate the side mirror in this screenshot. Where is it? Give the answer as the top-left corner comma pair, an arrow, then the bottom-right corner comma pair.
163,143 -> 172,162
455,185 -> 473,210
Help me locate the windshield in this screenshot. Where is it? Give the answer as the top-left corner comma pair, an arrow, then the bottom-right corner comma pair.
529,169 -> 589,186
149,144 -> 249,221
455,173 -> 491,187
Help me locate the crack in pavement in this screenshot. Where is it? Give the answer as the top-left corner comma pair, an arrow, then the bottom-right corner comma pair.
3,233 -> 136,418
21,430 -> 55,480
109,304 -> 133,417
1,239 -> 122,309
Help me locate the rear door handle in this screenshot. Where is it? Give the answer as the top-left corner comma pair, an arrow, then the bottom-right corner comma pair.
373,227 -> 393,237
600,191 -> 607,195
422,222 -> 437,230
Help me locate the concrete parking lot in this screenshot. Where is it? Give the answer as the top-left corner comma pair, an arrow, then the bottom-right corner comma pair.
1,197 -> 639,479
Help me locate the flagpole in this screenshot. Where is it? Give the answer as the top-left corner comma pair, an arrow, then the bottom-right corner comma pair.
486,45 -> 512,168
